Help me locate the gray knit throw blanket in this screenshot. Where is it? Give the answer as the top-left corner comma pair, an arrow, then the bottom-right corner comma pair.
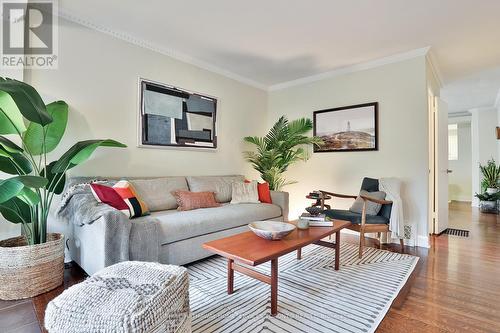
57,177 -> 160,266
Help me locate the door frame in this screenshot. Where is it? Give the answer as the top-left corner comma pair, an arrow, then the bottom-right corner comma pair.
428,89 -> 437,235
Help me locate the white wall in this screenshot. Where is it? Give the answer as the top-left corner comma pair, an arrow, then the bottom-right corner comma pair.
268,57 -> 430,243
448,120 -> 472,201
1,19 -> 434,248
470,107 -> 498,206
12,18 -> 268,240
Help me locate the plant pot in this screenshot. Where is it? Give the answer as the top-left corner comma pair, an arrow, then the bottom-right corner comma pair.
0,233 -> 64,300
486,188 -> 499,195
479,200 -> 498,214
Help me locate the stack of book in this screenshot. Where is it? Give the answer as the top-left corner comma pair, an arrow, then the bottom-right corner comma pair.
299,212 -> 333,226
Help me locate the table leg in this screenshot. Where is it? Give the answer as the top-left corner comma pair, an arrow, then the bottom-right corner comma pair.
297,248 -> 302,260
271,258 -> 278,316
227,258 -> 234,294
335,231 -> 340,271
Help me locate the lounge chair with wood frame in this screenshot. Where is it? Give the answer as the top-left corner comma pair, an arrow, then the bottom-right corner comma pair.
319,177 -> 404,258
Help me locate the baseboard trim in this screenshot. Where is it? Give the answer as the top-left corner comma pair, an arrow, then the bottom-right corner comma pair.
417,235 -> 430,248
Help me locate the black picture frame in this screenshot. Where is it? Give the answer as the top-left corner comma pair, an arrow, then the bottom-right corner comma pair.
313,102 -> 378,153
139,78 -> 217,150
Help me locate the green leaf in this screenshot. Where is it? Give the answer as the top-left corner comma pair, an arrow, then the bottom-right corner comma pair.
11,175 -> 48,188
41,161 -> 65,194
0,178 -> 24,203
243,115 -> 322,191
52,139 -> 127,173
0,197 -> 31,224
0,78 -> 52,126
0,136 -> 23,154
0,93 -> 27,134
23,101 -> 68,155
0,153 -> 32,175
17,187 -> 40,206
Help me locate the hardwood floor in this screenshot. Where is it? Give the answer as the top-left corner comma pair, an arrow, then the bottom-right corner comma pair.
1,201 -> 498,332
376,201 -> 500,333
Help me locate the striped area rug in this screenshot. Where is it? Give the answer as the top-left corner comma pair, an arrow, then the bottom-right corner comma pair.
188,243 -> 418,333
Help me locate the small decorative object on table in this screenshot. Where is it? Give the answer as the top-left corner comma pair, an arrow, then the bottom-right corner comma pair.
299,212 -> 334,227
297,219 -> 309,230
307,191 -> 331,209
249,221 -> 296,240
305,206 -> 323,216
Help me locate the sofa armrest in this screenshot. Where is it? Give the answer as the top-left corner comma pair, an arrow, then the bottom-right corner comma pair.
270,191 -> 289,221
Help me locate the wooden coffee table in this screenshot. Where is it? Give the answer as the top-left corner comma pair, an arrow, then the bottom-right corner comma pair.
202,219 -> 351,316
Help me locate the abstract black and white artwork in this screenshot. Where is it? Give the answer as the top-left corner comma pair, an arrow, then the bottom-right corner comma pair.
313,102 -> 378,152
139,79 -> 217,149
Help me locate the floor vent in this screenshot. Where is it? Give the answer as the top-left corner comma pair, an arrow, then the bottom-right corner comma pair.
443,228 -> 469,237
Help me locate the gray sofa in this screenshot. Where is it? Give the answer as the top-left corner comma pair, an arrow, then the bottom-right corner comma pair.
66,175 -> 289,275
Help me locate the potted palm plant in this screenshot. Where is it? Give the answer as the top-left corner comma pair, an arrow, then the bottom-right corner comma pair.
243,116 -> 323,191
479,159 -> 500,194
0,78 -> 126,300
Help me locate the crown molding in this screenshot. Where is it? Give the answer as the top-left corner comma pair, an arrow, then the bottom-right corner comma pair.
425,49 -> 444,88
58,9 -> 268,91
268,47 -> 432,91
57,10 -> 442,93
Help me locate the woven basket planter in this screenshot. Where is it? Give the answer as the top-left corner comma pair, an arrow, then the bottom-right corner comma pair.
0,233 -> 64,300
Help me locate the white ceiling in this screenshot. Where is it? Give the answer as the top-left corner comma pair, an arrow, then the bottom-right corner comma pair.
441,66 -> 500,113
59,0 -> 500,89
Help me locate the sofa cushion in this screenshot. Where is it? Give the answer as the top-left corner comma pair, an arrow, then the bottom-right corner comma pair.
173,190 -> 221,211
130,177 -> 188,211
113,180 -> 150,217
149,203 -> 282,245
231,181 -> 259,204
186,175 -> 244,203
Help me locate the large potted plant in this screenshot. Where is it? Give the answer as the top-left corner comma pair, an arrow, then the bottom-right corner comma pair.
0,78 -> 126,300
243,116 -> 323,190
479,159 -> 500,194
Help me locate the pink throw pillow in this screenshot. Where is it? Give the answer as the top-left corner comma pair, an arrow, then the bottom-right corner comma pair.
173,190 -> 221,211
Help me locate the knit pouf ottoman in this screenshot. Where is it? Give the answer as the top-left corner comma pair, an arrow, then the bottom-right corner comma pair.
45,261 -> 191,333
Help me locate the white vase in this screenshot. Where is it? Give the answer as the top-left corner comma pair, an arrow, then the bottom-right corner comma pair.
479,200 -> 498,213
486,188 -> 499,195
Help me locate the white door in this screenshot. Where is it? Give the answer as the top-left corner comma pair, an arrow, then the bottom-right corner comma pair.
435,97 -> 449,234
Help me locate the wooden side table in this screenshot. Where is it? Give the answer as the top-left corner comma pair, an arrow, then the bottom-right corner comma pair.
306,194 -> 331,209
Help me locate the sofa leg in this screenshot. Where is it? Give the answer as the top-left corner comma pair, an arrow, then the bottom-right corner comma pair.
359,232 -> 365,258
400,238 -> 405,253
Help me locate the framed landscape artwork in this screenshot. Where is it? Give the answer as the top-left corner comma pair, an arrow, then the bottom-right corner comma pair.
313,102 -> 378,152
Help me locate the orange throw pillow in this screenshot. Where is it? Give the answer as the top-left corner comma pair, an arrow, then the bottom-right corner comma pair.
173,190 -> 221,211
245,180 -> 272,204
112,180 -> 150,218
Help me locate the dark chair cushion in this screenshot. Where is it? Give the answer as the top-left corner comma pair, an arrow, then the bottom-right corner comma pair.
360,177 -> 379,192
360,177 -> 393,220
324,209 -> 389,225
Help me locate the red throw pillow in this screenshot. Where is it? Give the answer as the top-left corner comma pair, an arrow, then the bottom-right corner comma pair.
90,183 -> 131,217
172,190 -> 221,211
245,180 -> 272,204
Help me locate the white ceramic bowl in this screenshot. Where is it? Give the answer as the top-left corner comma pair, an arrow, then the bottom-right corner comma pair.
248,221 -> 296,240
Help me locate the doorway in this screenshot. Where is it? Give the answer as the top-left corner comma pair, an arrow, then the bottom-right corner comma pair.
447,114 -> 472,229
428,91 -> 450,235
